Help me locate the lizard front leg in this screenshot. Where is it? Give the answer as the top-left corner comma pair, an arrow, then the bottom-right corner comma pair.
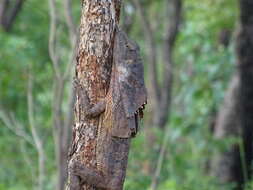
74,78 -> 106,118
69,79 -> 106,190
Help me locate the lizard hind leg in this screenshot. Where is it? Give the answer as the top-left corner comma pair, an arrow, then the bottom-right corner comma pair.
71,161 -> 124,190
71,160 -> 111,189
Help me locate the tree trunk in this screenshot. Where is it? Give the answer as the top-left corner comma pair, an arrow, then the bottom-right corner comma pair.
67,1 -> 121,189
153,0 -> 182,128
151,0 -> 182,189
210,74 -> 243,188
0,0 -> 24,31
211,1 -> 253,188
236,0 -> 253,186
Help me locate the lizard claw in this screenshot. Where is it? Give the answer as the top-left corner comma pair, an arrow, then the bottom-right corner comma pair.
73,78 -> 82,90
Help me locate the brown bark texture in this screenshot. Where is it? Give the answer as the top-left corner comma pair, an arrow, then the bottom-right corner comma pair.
236,0 -> 253,185
68,0 -> 121,189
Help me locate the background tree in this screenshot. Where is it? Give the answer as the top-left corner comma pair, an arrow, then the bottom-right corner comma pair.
48,0 -> 77,188
0,0 -> 24,31
237,0 -> 253,186
132,0 -> 181,129
211,1 -> 253,189
210,74 -> 242,187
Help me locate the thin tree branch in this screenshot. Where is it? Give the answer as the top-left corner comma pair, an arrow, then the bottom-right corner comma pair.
63,0 -> 76,47
62,0 -> 77,81
132,0 -> 160,107
20,140 -> 36,188
154,0 -> 182,128
27,71 -> 46,190
27,72 -> 43,159
150,128 -> 170,190
63,43 -> 76,81
49,0 -> 74,188
0,110 -> 34,146
48,0 -> 61,79
151,0 -> 182,188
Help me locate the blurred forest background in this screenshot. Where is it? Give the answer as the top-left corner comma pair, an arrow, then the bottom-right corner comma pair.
1,0 -> 253,189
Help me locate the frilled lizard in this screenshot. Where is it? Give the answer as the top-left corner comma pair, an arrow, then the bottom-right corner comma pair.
68,27 -> 147,190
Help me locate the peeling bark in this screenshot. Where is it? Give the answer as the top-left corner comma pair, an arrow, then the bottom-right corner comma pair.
68,1 -> 122,189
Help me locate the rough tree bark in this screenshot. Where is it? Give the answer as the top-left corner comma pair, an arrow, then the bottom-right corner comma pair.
236,0 -> 253,186
67,0 -> 121,189
0,0 -> 24,31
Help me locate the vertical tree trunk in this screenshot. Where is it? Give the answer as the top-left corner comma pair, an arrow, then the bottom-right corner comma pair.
236,0 -> 253,185
68,0 -> 121,189
212,1 -> 253,188
153,0 -> 182,128
151,0 -> 182,189
0,0 -> 24,31
210,74 -> 243,188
